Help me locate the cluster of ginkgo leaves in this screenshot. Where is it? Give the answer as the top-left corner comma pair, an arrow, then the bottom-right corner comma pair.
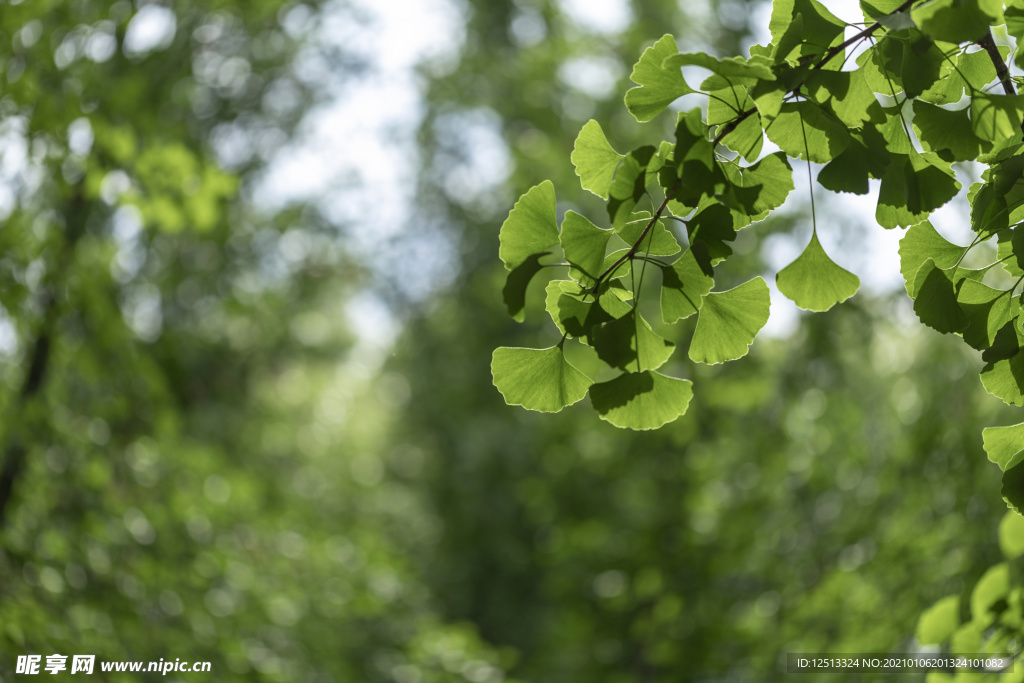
492,0 -> 1024,459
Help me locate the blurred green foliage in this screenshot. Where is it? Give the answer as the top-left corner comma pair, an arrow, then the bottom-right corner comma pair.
0,0 -> 1021,681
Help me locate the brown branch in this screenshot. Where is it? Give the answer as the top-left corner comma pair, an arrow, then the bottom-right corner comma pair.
589,1 -> 918,295
979,32 -> 1016,95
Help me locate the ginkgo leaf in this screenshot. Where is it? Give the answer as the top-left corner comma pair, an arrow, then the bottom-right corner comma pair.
661,246 -> 715,323
972,93 -> 1024,144
913,101 -> 991,162
817,128 -> 891,195
592,311 -> 675,372
981,350 -> 1024,406
608,146 -> 656,227
983,422 -> 1024,471
1005,461 -> 1024,515
662,52 -> 775,83
901,29 -> 950,99
910,259 -> 968,334
718,152 -> 795,218
969,182 -> 1009,239
776,232 -> 860,311
769,0 -> 846,55
499,181 -> 559,271
689,277 -> 771,364
958,280 -> 1015,350
688,203 -> 737,262
503,253 -> 549,322
707,86 -> 763,162
911,0 -> 1003,44
766,101 -> 850,163
560,211 -> 610,280
876,152 -> 960,229
917,596 -> 961,646
624,35 -> 695,122
589,371 -> 694,430
618,212 -> 681,256
803,68 -> 876,128
491,345 -> 592,413
571,120 -> 624,199
544,280 -> 630,340
898,221 -> 967,294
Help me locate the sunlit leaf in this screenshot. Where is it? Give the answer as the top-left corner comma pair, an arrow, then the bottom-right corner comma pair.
592,311 -> 675,372
499,181 -> 559,271
560,211 -> 611,280
491,345 -> 592,413
689,277 -> 770,364
589,371 -> 694,430
571,120 -> 625,199
776,232 -> 860,311
624,35 -> 695,122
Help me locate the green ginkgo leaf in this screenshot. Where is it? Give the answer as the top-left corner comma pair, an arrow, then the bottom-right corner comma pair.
983,422 -> 1024,471
560,211 -> 611,280
707,86 -> 764,162
661,246 -> 715,323
544,279 -> 631,342
1005,460 -> 1024,515
916,596 -> 961,646
503,253 -> 549,322
876,152 -> 960,229
491,345 -> 592,413
661,52 -> 775,83
898,221 -> 967,294
718,152 -> 795,218
592,311 -> 675,372
957,279 -> 1014,350
776,232 -> 860,311
804,68 -> 876,128
981,350 -> 1024,406
571,120 -> 624,199
617,212 -> 681,256
689,277 -> 771,365
608,146 -> 656,227
913,101 -> 991,162
766,101 -> 849,163
624,35 -> 695,122
769,0 -> 845,55
589,371 -> 694,430
499,181 -> 559,271
910,259 -> 968,334
971,93 -> 1024,144
911,0 -> 1003,44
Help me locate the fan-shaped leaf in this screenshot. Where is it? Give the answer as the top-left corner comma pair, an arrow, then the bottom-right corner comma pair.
624,35 -> 695,122
499,181 -> 558,271
491,346 -> 592,413
560,211 -> 610,280
689,277 -> 771,364
776,233 -> 860,311
589,371 -> 694,430
571,120 -> 624,199
593,311 -> 675,372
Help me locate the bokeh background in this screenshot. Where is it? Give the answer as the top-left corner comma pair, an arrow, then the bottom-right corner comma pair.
0,0 -> 1017,680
